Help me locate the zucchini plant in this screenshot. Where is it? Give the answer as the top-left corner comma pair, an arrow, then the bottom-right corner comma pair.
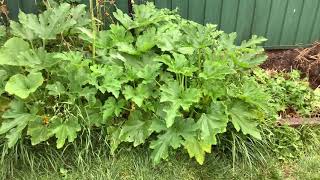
0,3 -> 272,164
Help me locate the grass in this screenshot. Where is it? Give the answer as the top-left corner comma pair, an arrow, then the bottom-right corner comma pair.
1,138 -> 319,180
1,98 -> 320,179
0,123 -> 320,179
295,153 -> 320,179
0,146 -> 273,180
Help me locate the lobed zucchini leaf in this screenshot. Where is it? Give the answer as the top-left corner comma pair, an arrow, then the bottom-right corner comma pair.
0,3 -> 272,165
5,72 -> 44,99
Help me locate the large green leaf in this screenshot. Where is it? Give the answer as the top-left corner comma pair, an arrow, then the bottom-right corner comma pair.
239,78 -> 270,110
82,105 -> 104,127
46,82 -> 66,96
27,117 -> 51,145
10,3 -> 88,41
181,23 -> 220,49
18,48 -> 57,69
0,100 -> 40,148
228,100 -> 262,140
160,81 -> 202,127
171,118 -> 212,165
0,39 -> 55,69
136,63 -> 161,84
183,136 -> 211,165
102,97 -> 126,120
113,3 -> 176,30
202,80 -> 227,100
123,84 -> 152,107
150,127 -> 183,164
133,3 -> 176,28
0,37 -> 30,66
54,52 -> 92,98
136,27 -> 157,52
118,110 -> 153,146
162,104 -> 181,128
199,60 -> 236,80
117,42 -> 139,55
156,54 -> 198,76
156,24 -> 182,52
236,53 -> 267,68
109,111 -> 156,152
5,72 -> 44,99
10,13 -> 36,41
0,114 -> 38,148
49,117 -> 81,149
108,126 -> 121,154
90,64 -> 124,98
109,24 -> 134,45
160,81 -> 202,110
150,118 -> 197,164
240,35 -> 267,48
113,9 -> 134,29
196,101 -> 228,146
75,87 -> 97,105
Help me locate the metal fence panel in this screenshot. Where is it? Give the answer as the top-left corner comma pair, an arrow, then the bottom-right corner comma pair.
6,0 -> 320,48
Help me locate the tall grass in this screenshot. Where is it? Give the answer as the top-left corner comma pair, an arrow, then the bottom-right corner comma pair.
1,108 -> 320,179
0,143 -> 277,180
0,123 -> 319,179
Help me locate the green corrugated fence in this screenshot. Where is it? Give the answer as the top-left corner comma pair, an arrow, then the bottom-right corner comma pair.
6,0 -> 128,20
5,0 -> 320,49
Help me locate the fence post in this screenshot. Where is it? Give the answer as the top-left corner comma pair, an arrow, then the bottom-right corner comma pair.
128,0 -> 133,17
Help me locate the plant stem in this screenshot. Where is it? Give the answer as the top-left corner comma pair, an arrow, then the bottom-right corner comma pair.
95,0 -> 102,30
42,39 -> 46,49
89,0 -> 96,59
185,75 -> 187,88
181,75 -> 185,88
29,40 -> 34,50
177,74 -> 182,88
198,49 -> 201,70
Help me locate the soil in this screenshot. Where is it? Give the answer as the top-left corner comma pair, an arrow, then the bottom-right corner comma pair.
262,43 -> 320,126
262,43 -> 320,89
262,49 -> 298,72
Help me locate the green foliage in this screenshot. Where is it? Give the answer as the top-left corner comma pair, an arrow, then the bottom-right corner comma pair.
254,69 -> 320,116
0,25 -> 6,44
0,70 -> 7,95
3,140 -> 316,180
0,37 -> 30,66
0,100 -> 39,148
253,69 -> 320,161
262,121 -> 320,162
0,3 -> 272,165
197,101 -> 228,145
5,72 -> 44,99
10,3 -> 89,41
48,117 -> 81,148
0,26 -> 5,37
295,154 -> 320,179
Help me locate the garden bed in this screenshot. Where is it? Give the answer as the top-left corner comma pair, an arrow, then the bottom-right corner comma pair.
262,44 -> 320,126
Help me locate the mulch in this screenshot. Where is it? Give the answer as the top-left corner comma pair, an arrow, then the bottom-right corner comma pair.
262,43 -> 320,89
261,43 -> 320,126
